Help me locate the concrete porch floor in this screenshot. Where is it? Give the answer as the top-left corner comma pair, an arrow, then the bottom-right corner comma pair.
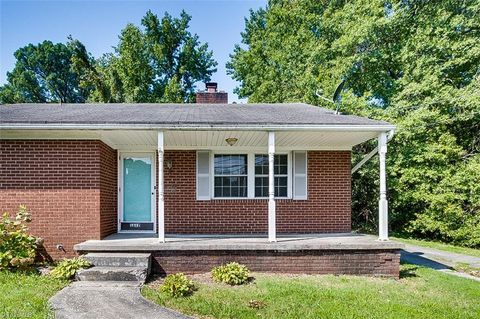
74,233 -> 403,252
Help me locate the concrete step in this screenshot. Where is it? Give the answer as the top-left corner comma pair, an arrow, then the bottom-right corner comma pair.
83,253 -> 151,268
71,281 -> 143,288
76,266 -> 148,282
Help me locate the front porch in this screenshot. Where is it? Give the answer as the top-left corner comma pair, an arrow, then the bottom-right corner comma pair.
1,103 -> 397,265
75,233 -> 403,278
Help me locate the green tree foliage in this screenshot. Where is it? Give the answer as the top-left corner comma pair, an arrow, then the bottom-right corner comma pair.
0,41 -> 88,103
71,10 -> 217,103
228,0 -> 480,247
1,10 -> 216,104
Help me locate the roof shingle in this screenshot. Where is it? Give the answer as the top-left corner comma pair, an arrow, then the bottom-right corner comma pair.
0,103 -> 393,128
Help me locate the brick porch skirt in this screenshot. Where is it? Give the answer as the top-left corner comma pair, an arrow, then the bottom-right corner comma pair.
152,249 -> 401,278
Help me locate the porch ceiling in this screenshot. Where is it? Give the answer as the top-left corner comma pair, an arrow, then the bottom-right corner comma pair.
163,130 -> 379,150
0,129 -> 380,150
0,130 -> 378,151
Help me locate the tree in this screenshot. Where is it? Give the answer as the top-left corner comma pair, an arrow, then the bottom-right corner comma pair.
114,23 -> 153,102
228,0 -> 480,247
0,40 -> 88,103
1,10 -> 217,104
72,10 -> 217,103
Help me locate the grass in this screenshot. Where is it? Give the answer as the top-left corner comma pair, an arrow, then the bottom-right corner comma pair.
142,264 -> 480,319
0,270 -> 67,319
391,237 -> 480,258
454,263 -> 480,277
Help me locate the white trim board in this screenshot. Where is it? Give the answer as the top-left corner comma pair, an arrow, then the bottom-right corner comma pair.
166,145 -> 351,151
0,124 -> 396,131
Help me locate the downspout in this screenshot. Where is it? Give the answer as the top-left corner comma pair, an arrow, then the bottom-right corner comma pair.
351,129 -> 395,174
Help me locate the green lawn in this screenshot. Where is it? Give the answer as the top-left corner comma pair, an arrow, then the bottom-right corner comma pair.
0,271 -> 67,319
391,237 -> 480,258
143,264 -> 480,319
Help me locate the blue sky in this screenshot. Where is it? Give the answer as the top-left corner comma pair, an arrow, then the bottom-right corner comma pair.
0,0 -> 267,102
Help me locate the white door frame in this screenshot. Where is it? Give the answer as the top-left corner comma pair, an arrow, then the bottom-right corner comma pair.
118,151 -> 157,233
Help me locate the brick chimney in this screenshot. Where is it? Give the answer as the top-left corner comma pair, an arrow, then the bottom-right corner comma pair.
195,82 -> 228,104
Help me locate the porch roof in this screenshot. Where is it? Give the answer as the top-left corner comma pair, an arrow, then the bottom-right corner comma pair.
0,103 -> 394,130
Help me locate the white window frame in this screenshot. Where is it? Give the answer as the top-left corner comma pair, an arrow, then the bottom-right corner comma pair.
211,153 -> 249,199
253,153 -> 291,199
209,151 -> 292,200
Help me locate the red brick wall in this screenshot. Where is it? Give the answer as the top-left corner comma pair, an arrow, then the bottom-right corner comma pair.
0,140 -> 117,258
195,92 -> 228,103
164,150 -> 351,234
99,143 -> 118,238
152,249 -> 400,278
0,140 -> 351,257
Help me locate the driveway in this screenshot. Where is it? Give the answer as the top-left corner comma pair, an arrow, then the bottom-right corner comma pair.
396,241 -> 480,282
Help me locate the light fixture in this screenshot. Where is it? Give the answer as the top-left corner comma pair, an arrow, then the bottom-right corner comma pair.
165,159 -> 173,170
225,137 -> 238,146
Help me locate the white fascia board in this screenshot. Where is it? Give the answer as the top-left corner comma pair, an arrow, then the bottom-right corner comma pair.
0,123 -> 396,132
165,145 -> 352,151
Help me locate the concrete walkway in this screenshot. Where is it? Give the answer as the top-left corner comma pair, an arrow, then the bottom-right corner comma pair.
49,281 -> 191,319
396,241 -> 480,282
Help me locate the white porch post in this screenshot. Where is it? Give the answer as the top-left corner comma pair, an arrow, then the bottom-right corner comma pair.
268,131 -> 276,242
157,131 -> 165,243
378,132 -> 389,241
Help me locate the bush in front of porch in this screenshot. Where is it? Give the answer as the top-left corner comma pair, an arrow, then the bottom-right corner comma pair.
0,206 -> 72,318
211,262 -> 250,285
0,205 -> 37,270
160,273 -> 196,298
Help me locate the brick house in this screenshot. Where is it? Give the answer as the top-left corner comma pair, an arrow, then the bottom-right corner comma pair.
0,100 -> 401,277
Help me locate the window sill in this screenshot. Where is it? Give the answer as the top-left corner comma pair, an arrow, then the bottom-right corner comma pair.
209,197 -> 292,200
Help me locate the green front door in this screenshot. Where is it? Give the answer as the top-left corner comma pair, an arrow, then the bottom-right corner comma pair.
121,154 -> 154,231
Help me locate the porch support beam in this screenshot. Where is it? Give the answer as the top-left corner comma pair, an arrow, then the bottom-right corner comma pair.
268,131 -> 276,242
157,131 -> 165,243
351,146 -> 378,174
378,132 -> 388,241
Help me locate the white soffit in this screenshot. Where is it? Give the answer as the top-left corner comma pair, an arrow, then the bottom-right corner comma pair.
1,129 -> 379,150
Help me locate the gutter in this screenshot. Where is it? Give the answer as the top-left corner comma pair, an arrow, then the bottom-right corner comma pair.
0,123 -> 396,132
351,129 -> 395,174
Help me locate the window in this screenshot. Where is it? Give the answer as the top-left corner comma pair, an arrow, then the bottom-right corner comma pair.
199,152 -> 301,200
214,154 -> 248,198
254,154 -> 288,197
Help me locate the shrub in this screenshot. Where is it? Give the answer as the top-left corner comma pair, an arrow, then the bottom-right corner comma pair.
211,262 -> 250,285
160,273 -> 195,298
50,257 -> 92,280
0,205 -> 37,270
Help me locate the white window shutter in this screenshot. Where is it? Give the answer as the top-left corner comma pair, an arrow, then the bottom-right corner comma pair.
293,151 -> 307,200
196,151 -> 211,200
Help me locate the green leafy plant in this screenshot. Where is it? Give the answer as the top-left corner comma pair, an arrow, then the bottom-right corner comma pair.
211,262 -> 250,285
0,205 -> 37,270
160,273 -> 195,298
50,257 -> 91,280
